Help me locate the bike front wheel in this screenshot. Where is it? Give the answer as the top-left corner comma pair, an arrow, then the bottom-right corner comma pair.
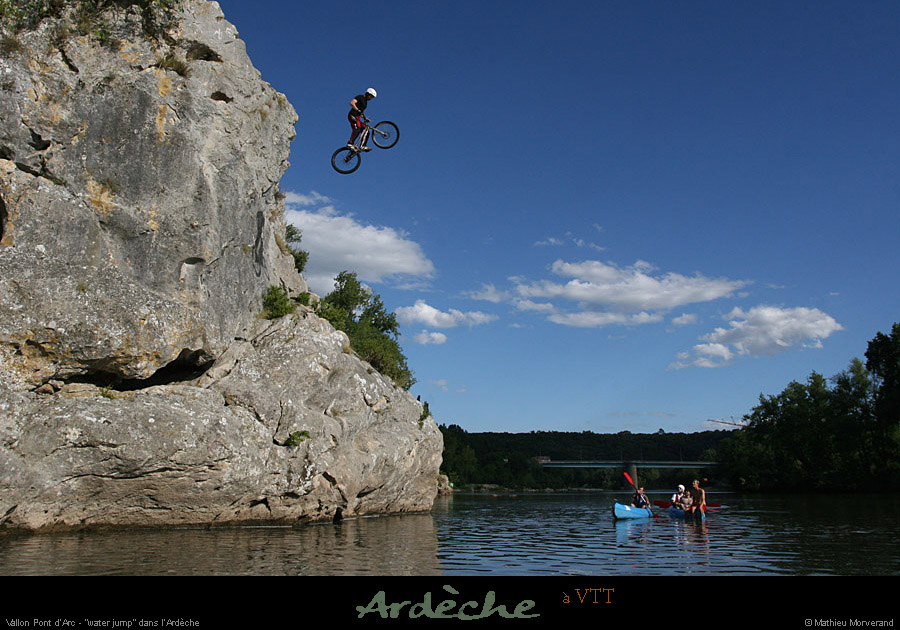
331,147 -> 361,174
372,121 -> 399,149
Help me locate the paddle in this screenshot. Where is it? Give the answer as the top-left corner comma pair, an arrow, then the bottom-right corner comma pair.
623,472 -> 659,517
656,499 -> 722,509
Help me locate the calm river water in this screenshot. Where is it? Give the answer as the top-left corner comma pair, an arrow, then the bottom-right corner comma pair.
1,492 -> 898,576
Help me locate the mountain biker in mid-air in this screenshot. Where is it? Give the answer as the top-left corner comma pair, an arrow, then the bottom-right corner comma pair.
347,87 -> 377,151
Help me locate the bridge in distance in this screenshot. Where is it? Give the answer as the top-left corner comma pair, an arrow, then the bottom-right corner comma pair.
537,459 -> 718,469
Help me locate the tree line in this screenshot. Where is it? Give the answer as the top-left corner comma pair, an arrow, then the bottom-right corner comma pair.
718,322 -> 900,492
439,425 -> 728,490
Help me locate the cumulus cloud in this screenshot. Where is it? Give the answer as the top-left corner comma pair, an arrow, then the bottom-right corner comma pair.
465,283 -> 509,303
670,305 -> 843,369
520,260 -> 746,310
515,299 -> 558,314
671,313 -> 698,326
413,330 -> 448,345
396,300 -> 498,328
284,191 -> 435,295
505,259 -> 747,328
284,191 -> 333,207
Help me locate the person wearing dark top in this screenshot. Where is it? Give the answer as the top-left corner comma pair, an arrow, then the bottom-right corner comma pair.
347,87 -> 377,151
631,486 -> 650,509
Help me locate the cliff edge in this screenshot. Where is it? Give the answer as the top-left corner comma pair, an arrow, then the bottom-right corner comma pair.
0,0 -> 442,530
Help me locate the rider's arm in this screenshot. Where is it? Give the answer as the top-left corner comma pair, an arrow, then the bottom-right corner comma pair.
350,98 -> 361,114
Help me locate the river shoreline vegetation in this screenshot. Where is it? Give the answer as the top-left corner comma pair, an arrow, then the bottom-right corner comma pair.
440,323 -> 900,494
719,322 -> 900,492
439,425 -> 726,491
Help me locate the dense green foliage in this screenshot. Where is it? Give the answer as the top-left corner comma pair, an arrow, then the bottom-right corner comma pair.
316,271 -> 415,390
261,285 -> 295,319
440,424 -> 726,489
719,323 -> 900,492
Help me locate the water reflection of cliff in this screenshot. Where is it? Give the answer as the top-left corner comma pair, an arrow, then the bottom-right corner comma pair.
0,513 -> 443,576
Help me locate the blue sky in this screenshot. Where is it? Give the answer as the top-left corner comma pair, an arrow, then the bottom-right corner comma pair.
216,0 -> 900,434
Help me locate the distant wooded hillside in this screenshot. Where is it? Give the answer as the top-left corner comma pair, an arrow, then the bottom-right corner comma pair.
439,425 -> 728,490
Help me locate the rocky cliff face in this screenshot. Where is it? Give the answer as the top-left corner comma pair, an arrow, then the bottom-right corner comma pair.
0,0 -> 442,530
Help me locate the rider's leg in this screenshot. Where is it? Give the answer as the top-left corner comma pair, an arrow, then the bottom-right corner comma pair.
348,113 -> 362,146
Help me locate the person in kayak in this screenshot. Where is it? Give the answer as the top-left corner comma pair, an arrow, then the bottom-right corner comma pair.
631,486 -> 650,509
347,87 -> 377,151
671,484 -> 692,509
687,479 -> 706,516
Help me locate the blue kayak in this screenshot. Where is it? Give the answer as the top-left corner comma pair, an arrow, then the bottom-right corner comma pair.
612,502 -> 653,520
667,505 -> 706,521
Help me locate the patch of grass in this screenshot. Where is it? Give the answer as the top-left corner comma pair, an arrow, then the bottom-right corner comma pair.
0,34 -> 23,55
1,1 -> 184,38
284,430 -> 310,447
155,53 -> 190,78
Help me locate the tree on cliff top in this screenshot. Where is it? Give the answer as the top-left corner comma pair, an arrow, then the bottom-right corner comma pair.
317,271 -> 415,390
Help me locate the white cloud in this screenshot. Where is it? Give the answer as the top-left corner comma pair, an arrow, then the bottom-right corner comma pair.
427,378 -> 466,394
547,311 -> 664,328
521,260 -> 747,311
515,299 -> 558,314
507,259 -> 747,328
284,191 -> 333,207
413,330 -> 448,345
534,231 -> 604,251
671,313 -> 698,326
396,300 -> 498,328
284,191 -> 435,295
670,305 -> 843,369
465,283 -> 509,303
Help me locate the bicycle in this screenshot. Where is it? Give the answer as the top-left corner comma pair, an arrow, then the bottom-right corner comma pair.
331,117 -> 399,174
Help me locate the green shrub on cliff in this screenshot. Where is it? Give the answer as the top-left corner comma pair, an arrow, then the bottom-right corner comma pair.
262,285 -> 295,319
316,271 -> 415,390
284,224 -> 309,274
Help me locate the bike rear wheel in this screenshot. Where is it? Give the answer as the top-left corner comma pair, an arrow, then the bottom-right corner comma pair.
331,147 -> 361,174
372,121 -> 399,149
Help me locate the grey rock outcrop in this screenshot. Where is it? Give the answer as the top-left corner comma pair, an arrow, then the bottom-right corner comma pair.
0,1 -> 442,530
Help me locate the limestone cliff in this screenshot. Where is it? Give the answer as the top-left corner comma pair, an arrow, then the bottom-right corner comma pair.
0,0 -> 443,530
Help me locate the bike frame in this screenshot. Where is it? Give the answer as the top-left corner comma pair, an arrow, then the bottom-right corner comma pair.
333,119 -> 397,173
350,119 -> 390,152
352,125 -> 371,151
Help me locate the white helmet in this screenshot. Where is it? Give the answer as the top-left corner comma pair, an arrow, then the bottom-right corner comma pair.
366,87 -> 377,98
